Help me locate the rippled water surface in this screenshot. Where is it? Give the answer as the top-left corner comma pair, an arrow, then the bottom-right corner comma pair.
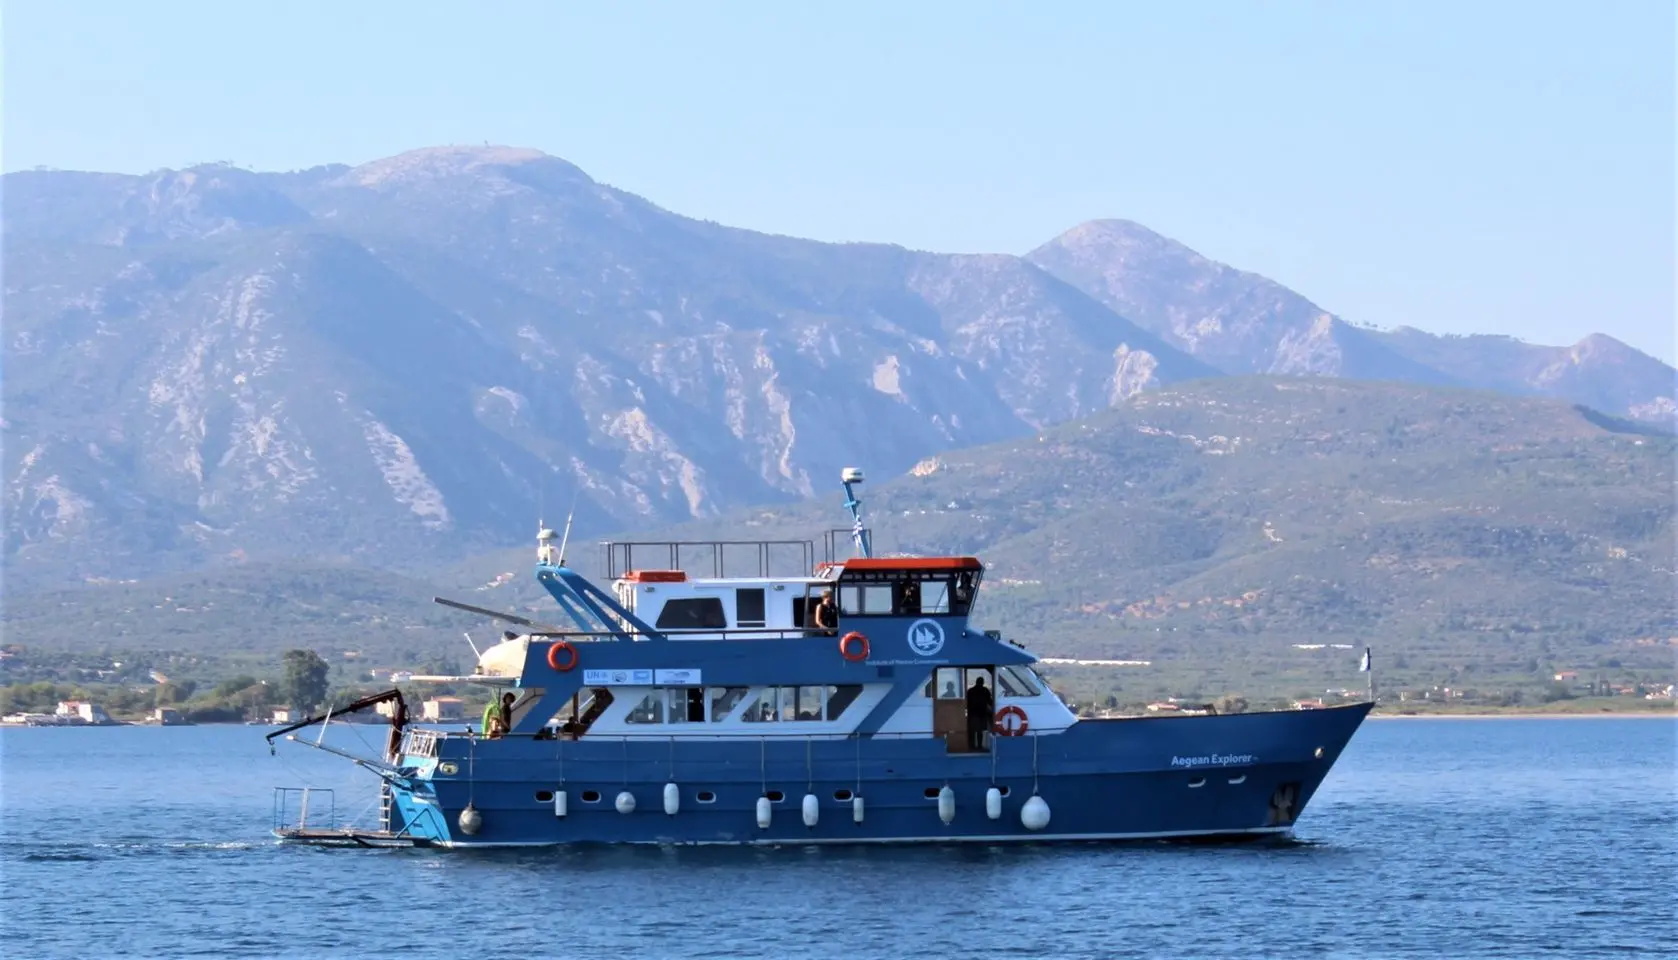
2,717 -> 1674,959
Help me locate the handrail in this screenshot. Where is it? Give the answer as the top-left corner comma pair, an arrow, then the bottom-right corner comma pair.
601,539 -> 816,580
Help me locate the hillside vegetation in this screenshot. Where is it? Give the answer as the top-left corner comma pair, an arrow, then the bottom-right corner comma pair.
8,378 -> 1672,704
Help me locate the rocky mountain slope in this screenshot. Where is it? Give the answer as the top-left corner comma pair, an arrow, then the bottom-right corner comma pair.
2,148 -> 1213,589
5,148 -> 1671,594
1026,219 -> 1673,417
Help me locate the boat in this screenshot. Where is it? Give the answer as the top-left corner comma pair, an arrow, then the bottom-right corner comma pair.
268,468 -> 1370,848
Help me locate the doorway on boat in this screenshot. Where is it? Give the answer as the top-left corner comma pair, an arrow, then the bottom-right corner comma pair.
929,666 -> 994,754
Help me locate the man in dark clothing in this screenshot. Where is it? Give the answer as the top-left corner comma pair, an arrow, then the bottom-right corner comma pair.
812,589 -> 839,634
965,675 -> 993,751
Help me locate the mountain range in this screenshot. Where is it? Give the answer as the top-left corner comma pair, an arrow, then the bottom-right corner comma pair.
4,145 -> 1673,592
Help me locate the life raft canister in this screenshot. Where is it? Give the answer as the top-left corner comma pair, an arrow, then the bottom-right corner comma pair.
838,631 -> 870,662
547,639 -> 579,672
993,704 -> 1029,736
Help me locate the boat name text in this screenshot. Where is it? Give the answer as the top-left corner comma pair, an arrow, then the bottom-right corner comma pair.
1169,753 -> 1256,768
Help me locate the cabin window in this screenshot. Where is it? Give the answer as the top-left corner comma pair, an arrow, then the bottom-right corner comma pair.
931,667 -> 964,700
839,585 -> 864,616
667,687 -> 706,723
919,579 -> 951,615
792,686 -> 824,721
625,692 -> 664,724
655,597 -> 728,630
825,684 -> 863,720
998,666 -> 1042,698
708,686 -> 749,721
739,686 -> 827,722
736,588 -> 766,628
741,688 -> 778,723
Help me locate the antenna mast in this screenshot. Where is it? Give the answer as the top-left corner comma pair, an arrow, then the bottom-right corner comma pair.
841,467 -> 872,559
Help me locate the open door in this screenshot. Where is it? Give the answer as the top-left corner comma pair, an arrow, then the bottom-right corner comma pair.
931,666 -> 994,754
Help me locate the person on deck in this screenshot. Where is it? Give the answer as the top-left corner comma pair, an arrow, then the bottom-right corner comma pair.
965,676 -> 993,751
812,589 -> 839,634
482,692 -> 515,738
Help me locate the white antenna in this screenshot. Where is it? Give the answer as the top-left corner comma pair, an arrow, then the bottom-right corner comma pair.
463,631 -> 483,659
556,491 -> 578,567
315,705 -> 333,746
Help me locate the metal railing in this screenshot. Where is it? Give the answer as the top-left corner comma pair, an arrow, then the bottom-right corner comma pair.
601,539 -> 817,580
273,787 -> 336,833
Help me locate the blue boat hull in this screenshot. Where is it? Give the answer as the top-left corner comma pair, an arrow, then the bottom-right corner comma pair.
385,703 -> 1369,847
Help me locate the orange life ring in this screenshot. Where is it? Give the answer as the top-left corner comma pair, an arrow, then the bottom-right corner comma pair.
993,704 -> 1029,736
838,631 -> 870,662
546,640 -> 578,672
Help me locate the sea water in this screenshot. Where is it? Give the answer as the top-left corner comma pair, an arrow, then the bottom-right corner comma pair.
1,717 -> 1673,959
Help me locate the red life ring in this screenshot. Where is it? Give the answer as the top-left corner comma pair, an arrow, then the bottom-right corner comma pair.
838,631 -> 870,662
546,640 -> 578,672
993,705 -> 1029,736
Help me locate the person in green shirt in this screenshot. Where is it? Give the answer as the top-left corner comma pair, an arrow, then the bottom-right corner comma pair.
481,692 -> 515,738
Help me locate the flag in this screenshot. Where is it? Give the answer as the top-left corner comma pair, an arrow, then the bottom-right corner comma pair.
1359,647 -> 1372,672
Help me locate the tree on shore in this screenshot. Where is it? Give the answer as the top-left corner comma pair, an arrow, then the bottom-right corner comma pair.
281,649 -> 330,713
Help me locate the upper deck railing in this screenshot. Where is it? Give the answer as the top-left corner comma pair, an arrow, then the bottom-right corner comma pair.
599,530 -> 873,580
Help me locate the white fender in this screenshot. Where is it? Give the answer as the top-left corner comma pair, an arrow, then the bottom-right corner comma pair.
802,793 -> 820,827
615,790 -> 636,815
756,795 -> 773,829
937,785 -> 956,824
663,782 -> 681,816
458,803 -> 483,835
985,786 -> 1003,820
852,795 -> 865,823
553,790 -> 568,818
1021,794 -> 1051,831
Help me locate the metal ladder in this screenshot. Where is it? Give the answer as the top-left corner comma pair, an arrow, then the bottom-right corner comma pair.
378,782 -> 393,834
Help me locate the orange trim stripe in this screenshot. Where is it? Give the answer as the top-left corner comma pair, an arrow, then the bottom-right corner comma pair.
840,557 -> 982,572
621,569 -> 688,582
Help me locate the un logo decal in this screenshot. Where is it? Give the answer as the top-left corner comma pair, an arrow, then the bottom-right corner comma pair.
906,618 -> 946,658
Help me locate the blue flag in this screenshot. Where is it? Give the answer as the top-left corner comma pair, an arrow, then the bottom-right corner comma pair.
1359,647 -> 1372,672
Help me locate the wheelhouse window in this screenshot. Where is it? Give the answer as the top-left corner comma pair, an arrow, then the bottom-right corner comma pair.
736,588 -> 766,628
656,597 -> 728,630
832,563 -> 981,618
997,666 -> 1042,698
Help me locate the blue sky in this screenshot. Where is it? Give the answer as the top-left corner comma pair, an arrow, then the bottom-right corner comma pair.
5,1 -> 1673,362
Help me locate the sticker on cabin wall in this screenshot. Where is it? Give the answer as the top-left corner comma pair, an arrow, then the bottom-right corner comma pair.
582,669 -> 655,686
653,668 -> 702,685
906,618 -> 946,657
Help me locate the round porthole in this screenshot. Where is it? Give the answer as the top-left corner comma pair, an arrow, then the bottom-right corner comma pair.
535,790 -> 554,803
581,790 -> 601,803
765,790 -> 785,803
696,791 -> 717,803
437,762 -> 458,776
833,789 -> 854,801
